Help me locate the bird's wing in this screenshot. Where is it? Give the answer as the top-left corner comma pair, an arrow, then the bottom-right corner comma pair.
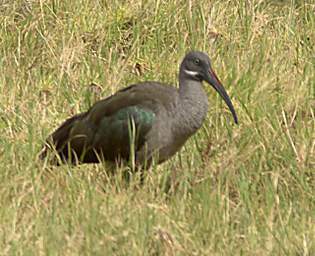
43,82 -> 177,163
87,82 -> 176,122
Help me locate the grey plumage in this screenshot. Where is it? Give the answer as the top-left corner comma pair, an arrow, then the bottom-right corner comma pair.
40,51 -> 238,166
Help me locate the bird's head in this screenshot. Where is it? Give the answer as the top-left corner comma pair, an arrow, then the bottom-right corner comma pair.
180,51 -> 238,124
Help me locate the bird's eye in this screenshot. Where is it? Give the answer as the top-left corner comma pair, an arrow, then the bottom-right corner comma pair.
194,58 -> 200,65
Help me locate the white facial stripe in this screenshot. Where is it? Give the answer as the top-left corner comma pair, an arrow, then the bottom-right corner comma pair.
184,69 -> 199,77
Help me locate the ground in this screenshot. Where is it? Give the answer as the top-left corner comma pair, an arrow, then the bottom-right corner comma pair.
0,0 -> 314,255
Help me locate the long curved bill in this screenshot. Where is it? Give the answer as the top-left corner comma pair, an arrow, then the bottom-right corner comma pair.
205,68 -> 238,124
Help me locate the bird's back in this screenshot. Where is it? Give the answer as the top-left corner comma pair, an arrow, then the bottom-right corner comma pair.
41,82 -> 180,165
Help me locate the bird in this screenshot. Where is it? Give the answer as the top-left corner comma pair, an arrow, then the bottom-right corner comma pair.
40,51 -> 238,168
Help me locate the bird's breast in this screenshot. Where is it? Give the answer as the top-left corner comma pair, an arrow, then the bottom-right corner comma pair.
174,97 -> 208,138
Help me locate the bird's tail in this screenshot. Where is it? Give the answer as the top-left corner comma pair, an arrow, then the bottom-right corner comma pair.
39,112 -> 87,164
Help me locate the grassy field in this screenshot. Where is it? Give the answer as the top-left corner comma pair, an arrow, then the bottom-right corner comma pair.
0,0 -> 314,255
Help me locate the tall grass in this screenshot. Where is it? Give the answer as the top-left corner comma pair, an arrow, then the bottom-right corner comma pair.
0,0 -> 314,255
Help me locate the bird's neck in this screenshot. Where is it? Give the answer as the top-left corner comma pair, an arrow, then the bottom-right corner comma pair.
178,73 -> 203,98
175,73 -> 209,137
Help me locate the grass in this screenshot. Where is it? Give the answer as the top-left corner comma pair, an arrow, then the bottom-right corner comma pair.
0,0 -> 314,255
